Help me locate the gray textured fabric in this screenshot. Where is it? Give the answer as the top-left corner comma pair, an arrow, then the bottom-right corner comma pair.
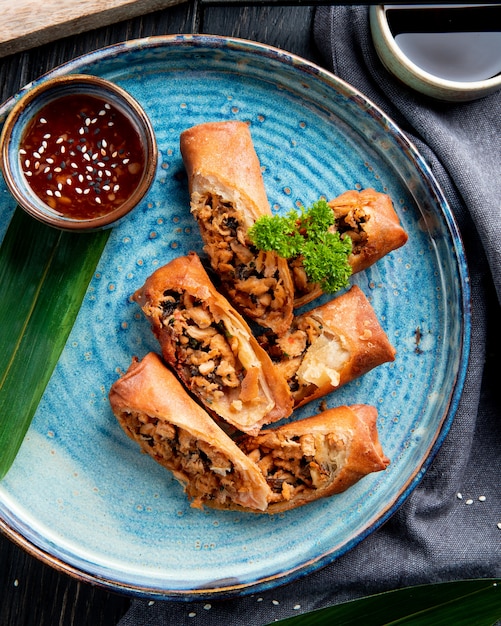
119,7 -> 501,625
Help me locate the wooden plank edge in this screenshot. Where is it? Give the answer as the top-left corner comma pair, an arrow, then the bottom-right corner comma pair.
0,0 -> 187,59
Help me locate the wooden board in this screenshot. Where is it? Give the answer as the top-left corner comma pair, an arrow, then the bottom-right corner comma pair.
0,0 -> 186,58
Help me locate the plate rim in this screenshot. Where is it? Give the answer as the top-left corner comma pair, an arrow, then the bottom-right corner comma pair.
0,33 -> 471,599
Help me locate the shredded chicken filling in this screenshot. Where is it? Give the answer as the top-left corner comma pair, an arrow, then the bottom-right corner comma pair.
241,432 -> 343,503
259,314 -> 345,403
125,409 -> 240,507
194,193 -> 288,322
159,289 -> 244,405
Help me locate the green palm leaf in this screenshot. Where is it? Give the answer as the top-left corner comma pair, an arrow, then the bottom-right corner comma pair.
273,579 -> 501,626
0,208 -> 109,478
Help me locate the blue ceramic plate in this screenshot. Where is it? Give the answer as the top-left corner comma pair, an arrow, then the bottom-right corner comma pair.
0,35 -> 470,599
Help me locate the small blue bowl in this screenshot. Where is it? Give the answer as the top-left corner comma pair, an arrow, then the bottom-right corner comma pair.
0,74 -> 157,231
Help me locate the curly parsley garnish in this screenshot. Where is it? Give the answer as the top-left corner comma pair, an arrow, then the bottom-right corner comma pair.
248,199 -> 352,294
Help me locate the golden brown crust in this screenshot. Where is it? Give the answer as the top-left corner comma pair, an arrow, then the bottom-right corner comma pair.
259,285 -> 396,408
180,121 -> 271,222
180,121 -> 294,335
238,404 -> 390,513
108,352 -> 272,511
133,252 -> 293,435
292,189 -> 408,308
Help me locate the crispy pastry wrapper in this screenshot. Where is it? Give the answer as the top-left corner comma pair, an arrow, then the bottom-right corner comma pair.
109,352 -> 272,511
238,404 -> 390,513
258,285 -> 396,408
133,252 -> 293,435
292,189 -> 408,308
180,120 -> 294,335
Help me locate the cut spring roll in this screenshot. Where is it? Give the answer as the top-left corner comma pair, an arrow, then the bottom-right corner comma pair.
258,285 -> 396,408
238,404 -> 390,513
291,189 -> 408,307
109,352 -> 272,511
180,120 -> 294,335
133,252 -> 293,435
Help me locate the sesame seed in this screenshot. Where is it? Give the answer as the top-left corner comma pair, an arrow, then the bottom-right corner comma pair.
46,158 -> 54,164
465,499 -> 473,505
43,133 -> 51,139
272,600 -> 280,605
40,118 -> 47,123
33,151 -> 41,159
95,197 -> 101,204
456,492 -> 463,499
478,495 -> 486,502
66,178 -> 72,185
497,523 -> 501,530
44,166 -> 50,174
46,190 -> 53,196
24,159 -> 30,168
54,191 -> 62,198
56,137 -> 64,144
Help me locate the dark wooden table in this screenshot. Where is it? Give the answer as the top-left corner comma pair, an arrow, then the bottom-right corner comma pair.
0,3 -> 320,624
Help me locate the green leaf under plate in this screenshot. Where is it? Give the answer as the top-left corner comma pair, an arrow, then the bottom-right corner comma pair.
272,579 -> 501,626
0,208 -> 109,479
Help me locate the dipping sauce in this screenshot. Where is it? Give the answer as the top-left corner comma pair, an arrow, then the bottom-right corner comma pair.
386,4 -> 501,83
19,93 -> 145,220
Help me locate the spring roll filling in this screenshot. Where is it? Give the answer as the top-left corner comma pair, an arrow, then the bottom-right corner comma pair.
122,409 -> 251,508
160,288 -> 252,409
240,431 -> 347,504
259,314 -> 349,404
192,192 -> 289,325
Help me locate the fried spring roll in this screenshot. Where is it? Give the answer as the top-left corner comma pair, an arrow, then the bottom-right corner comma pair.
291,189 -> 408,307
133,252 -> 293,435
109,353 -> 272,511
238,404 -> 390,513
180,121 -> 294,335
258,285 -> 396,408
